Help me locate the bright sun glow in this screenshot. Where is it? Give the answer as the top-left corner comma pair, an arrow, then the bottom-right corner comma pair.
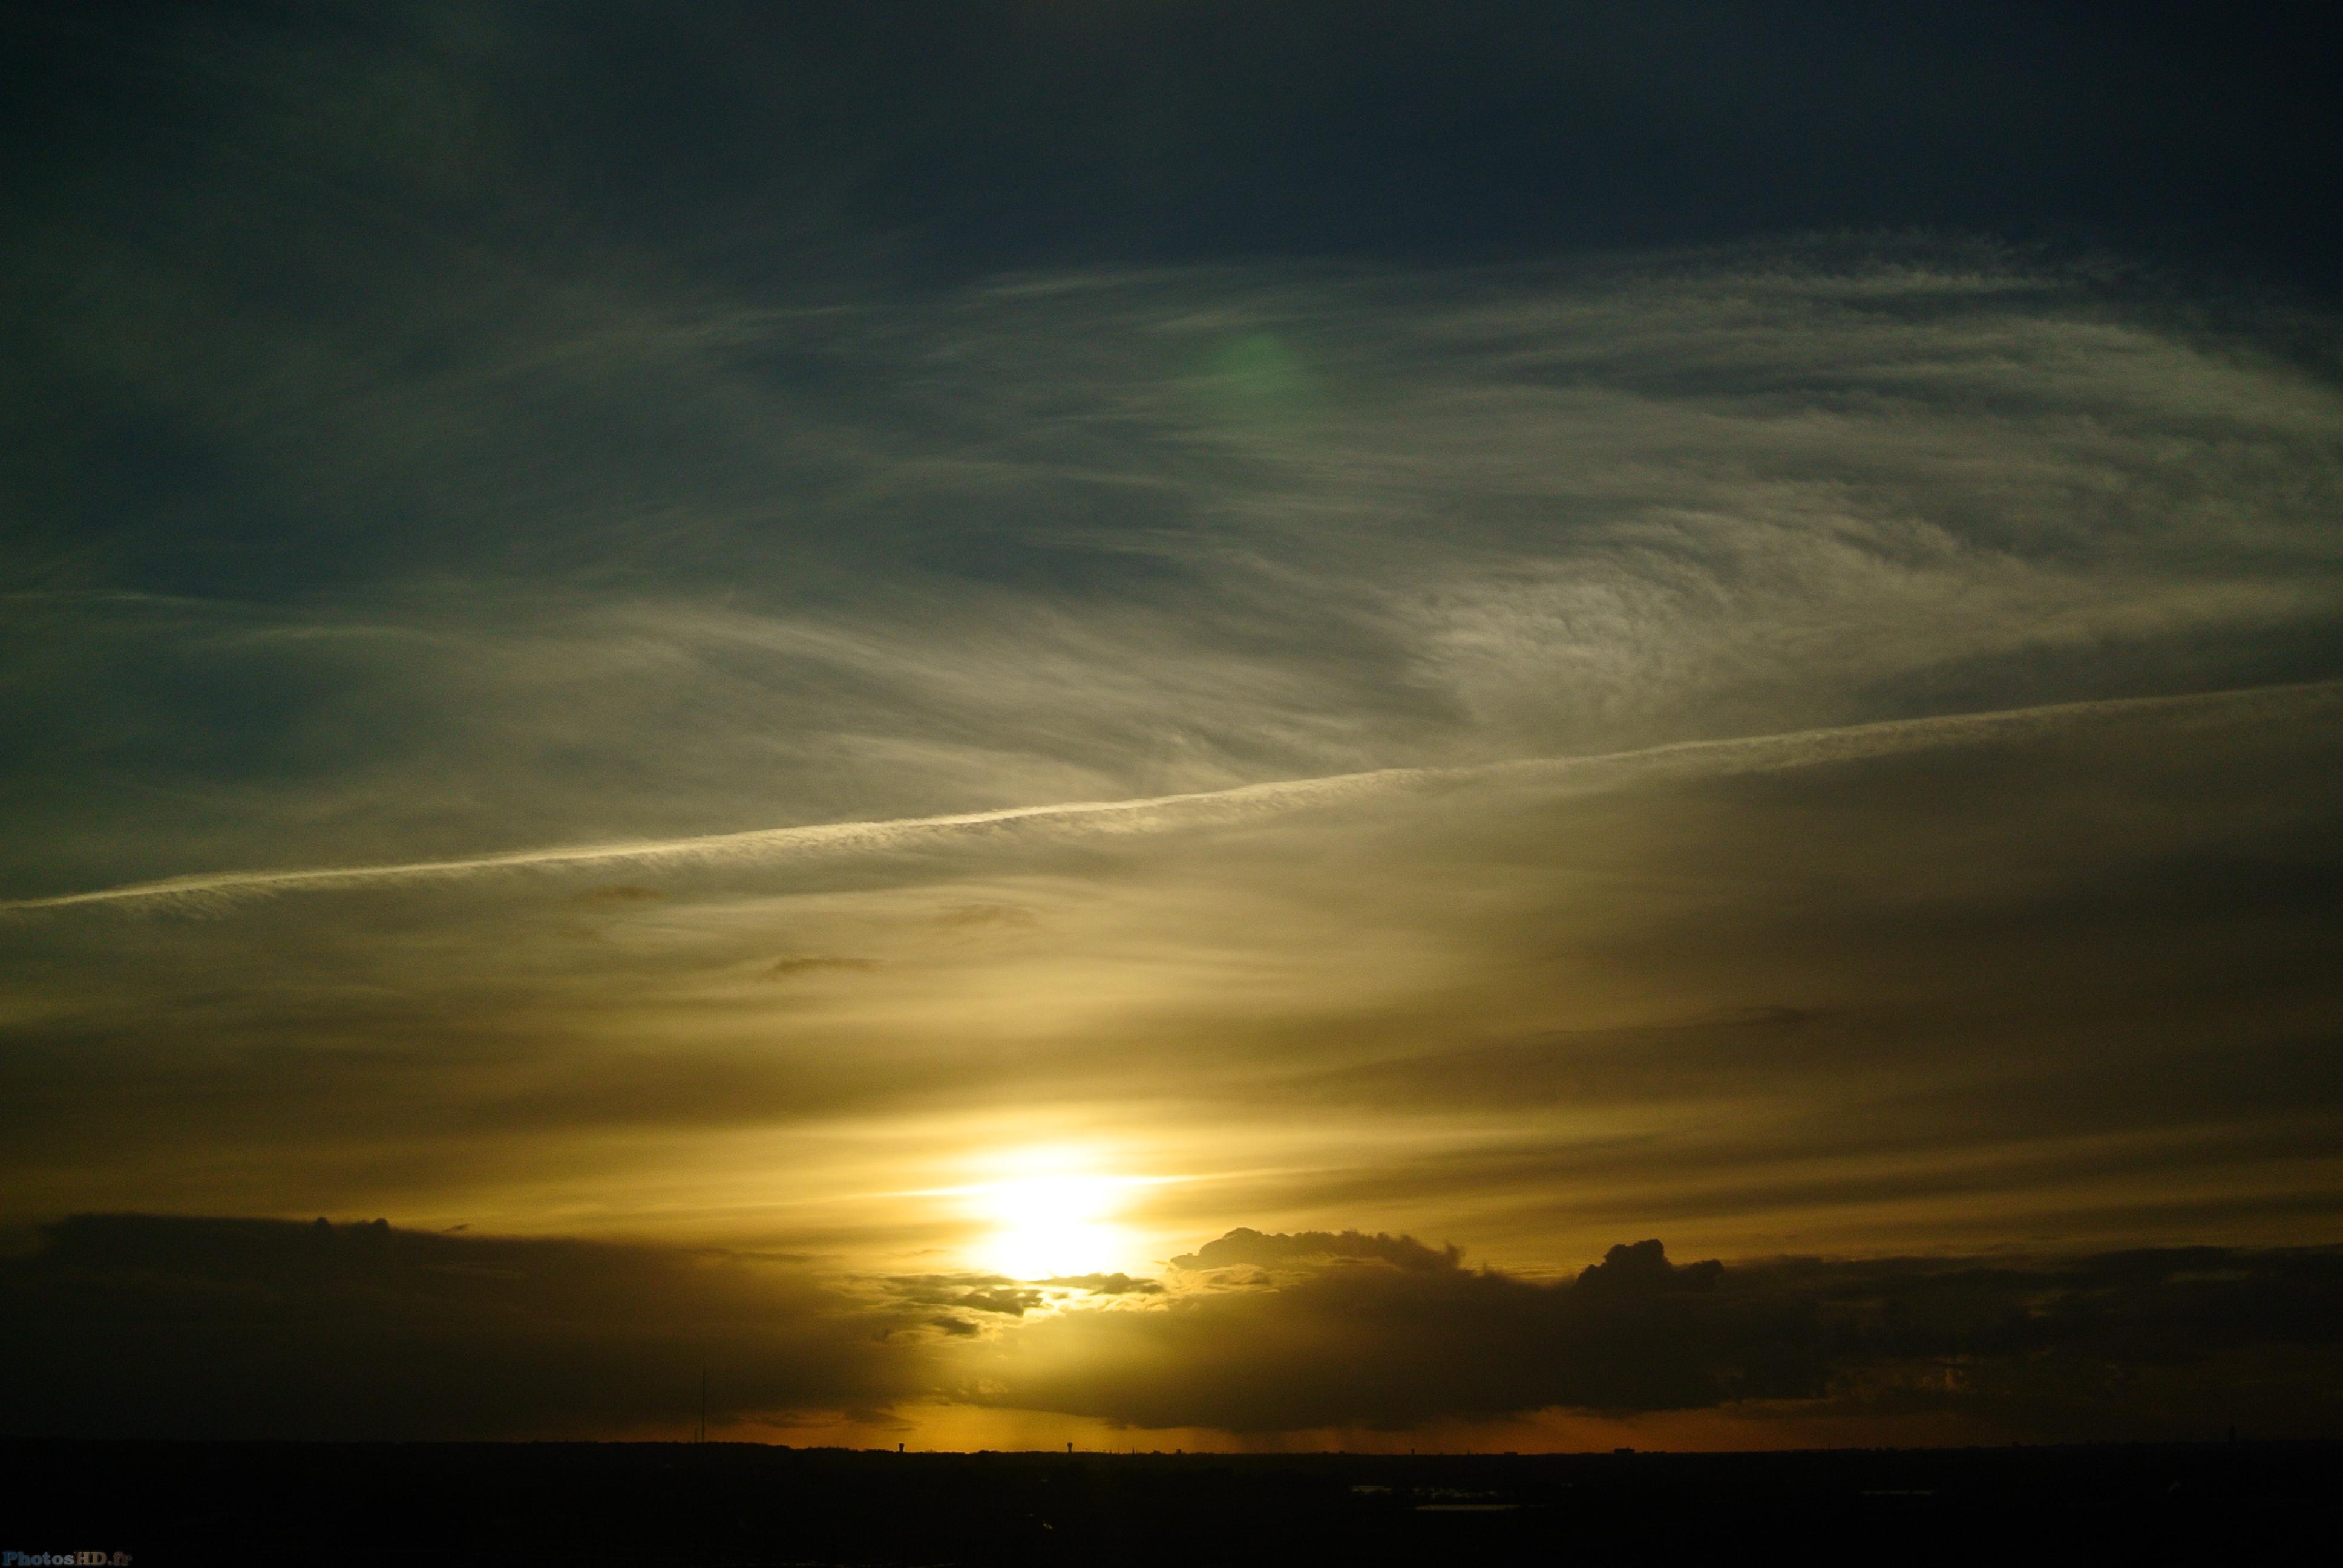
966,1155 -> 1136,1280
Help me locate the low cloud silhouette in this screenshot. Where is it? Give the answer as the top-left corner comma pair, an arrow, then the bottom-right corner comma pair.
990,1231 -> 1737,1428
1172,1227 -> 1462,1275
1576,1238 -> 1723,1295
0,1215 -> 922,1439
974,1229 -> 2343,1434
761,955 -> 881,981
8,1216 -> 2341,1441
885,1273 -> 1049,1320
882,1270 -> 1171,1338
1041,1273 -> 1166,1297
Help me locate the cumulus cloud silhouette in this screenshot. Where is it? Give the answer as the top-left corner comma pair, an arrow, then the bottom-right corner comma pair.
968,1229 -> 2343,1434
1576,1238 -> 1723,1295
986,1232 -> 1738,1428
1172,1227 -> 1463,1275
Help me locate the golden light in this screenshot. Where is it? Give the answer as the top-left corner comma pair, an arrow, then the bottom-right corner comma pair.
966,1152 -> 1138,1280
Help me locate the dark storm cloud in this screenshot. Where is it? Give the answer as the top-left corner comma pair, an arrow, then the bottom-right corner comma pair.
0,1215 -> 920,1440
974,1229 -> 2343,1436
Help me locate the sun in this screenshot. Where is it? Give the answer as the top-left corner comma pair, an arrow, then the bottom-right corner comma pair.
967,1156 -> 1135,1280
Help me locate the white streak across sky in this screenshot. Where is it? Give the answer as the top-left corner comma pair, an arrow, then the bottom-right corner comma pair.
11,681 -> 2333,915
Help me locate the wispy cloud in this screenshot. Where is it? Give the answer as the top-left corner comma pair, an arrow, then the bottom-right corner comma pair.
10,246 -> 2343,907
12,681 -> 2330,914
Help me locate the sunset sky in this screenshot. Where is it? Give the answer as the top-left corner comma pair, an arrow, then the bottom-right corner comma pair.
4,2 -> 2341,1451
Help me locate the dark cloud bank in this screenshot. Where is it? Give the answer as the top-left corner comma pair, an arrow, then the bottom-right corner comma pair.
1001,1232 -> 2343,1436
0,1215 -> 909,1440
7,1217 -> 2338,1442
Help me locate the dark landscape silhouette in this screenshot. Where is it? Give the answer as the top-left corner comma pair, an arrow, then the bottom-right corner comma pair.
7,1436 -> 2334,1566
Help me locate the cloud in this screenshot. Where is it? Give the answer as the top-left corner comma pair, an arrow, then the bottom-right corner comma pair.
8,243 -> 2343,913
7,681 -> 2333,913
8,5 -> 2343,1452
967,1229 -> 2343,1436
879,1270 -> 1170,1338
572,884 -> 666,906
2,668 -> 2338,1261
762,955 -> 880,981
1039,1273 -> 1165,1297
976,1231 -> 1738,1428
1576,1238 -> 1723,1295
0,1215 -> 922,1439
883,1273 -> 1049,1319
5,1214 -> 2340,1443
7,177 -> 2343,1353
1173,1227 -> 1463,1275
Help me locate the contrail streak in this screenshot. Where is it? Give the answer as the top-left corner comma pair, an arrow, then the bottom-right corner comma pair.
7,681 -> 2335,915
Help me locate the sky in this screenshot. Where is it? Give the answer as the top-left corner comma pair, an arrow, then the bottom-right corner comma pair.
4,1 -> 2342,1451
